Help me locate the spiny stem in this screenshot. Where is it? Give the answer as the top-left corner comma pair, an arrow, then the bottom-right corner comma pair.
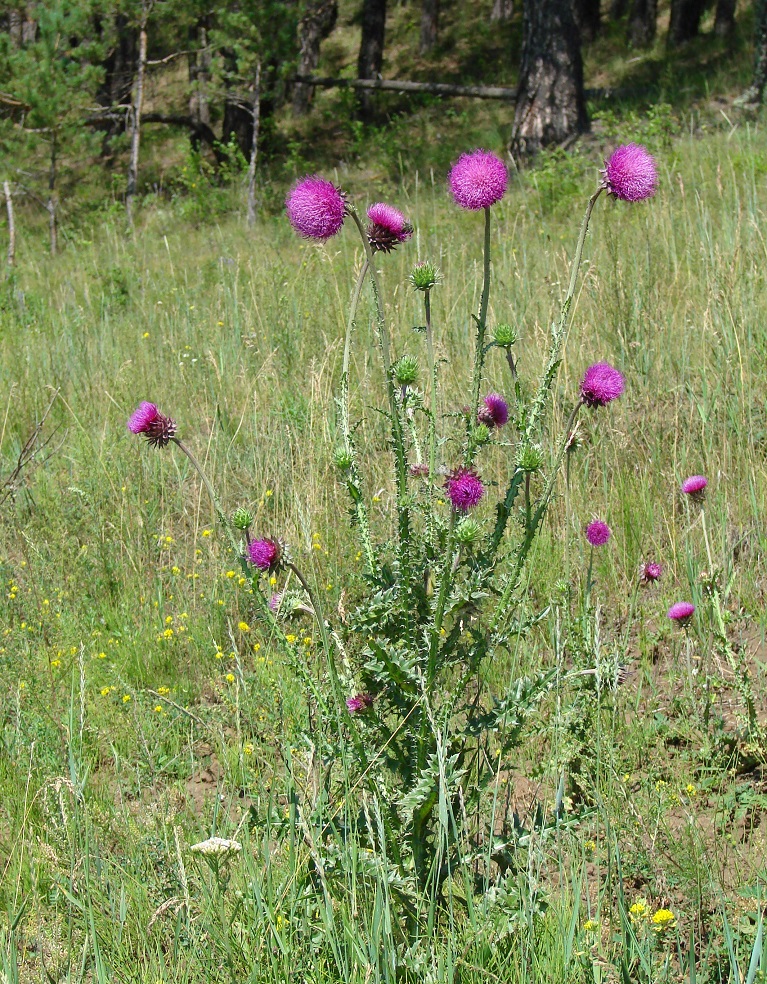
470,206 -> 492,418
424,287 -> 438,482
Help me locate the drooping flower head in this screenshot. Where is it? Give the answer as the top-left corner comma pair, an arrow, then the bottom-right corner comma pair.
346,693 -> 374,713
248,537 -> 282,572
640,561 -> 663,584
448,149 -> 508,211
581,363 -> 625,408
585,520 -> 611,547
127,401 -> 177,448
285,176 -> 346,241
667,601 -> 695,626
681,475 -> 707,503
367,202 -> 413,253
445,468 -> 485,512
477,392 -> 509,428
602,143 -> 658,202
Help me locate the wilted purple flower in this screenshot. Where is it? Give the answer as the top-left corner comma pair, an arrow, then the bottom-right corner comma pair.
585,520 -> 611,546
681,475 -> 707,503
477,392 -> 509,428
667,601 -> 695,626
127,401 -> 177,448
346,693 -> 374,713
367,202 -> 413,252
445,468 -> 485,512
580,363 -> 625,408
248,538 -> 281,572
641,561 -> 663,584
268,592 -> 282,612
448,150 -> 507,211
285,176 -> 346,241
602,143 -> 658,202
409,463 -> 429,478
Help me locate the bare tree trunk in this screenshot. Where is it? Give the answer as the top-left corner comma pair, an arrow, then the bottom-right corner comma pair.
357,0 -> 387,119
610,0 -> 629,19
8,9 -> 22,45
491,0 -> 515,21
714,0 -> 736,35
628,0 -> 656,44
420,0 -> 439,52
188,19 -> 211,129
48,132 -> 57,256
511,0 -> 588,157
246,63 -> 262,228
293,0 -> 338,115
3,181 -> 15,268
667,0 -> 705,45
574,0 -> 600,40
738,0 -> 767,101
126,4 -> 148,227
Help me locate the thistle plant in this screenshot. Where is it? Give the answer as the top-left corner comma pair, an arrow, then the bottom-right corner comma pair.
127,143 -> 660,922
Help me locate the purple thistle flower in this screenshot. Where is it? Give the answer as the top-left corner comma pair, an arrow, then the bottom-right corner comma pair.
640,561 -> 663,584
448,149 -> 508,211
477,392 -> 509,428
285,176 -> 346,241
346,693 -> 374,713
585,520 -> 611,547
268,592 -> 282,612
409,463 -> 429,478
681,475 -> 707,503
367,202 -> 413,253
667,601 -> 695,626
127,401 -> 177,448
580,363 -> 625,408
602,143 -> 658,202
248,538 -> 282,572
445,468 -> 485,512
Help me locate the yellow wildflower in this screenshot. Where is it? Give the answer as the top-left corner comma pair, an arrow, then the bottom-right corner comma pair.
238,621 -> 250,632
651,909 -> 676,931
584,920 -> 599,932
226,673 -> 235,683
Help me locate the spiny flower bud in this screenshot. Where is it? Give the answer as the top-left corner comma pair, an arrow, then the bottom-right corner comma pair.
493,323 -> 517,347
455,516 -> 483,545
394,355 -> 419,386
333,448 -> 353,471
517,442 -> 543,473
470,423 -> 491,446
232,508 -> 253,530
409,260 -> 441,291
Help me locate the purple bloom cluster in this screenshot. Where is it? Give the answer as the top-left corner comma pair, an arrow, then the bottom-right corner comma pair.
448,150 -> 507,211
346,693 -> 374,713
667,601 -> 695,625
681,475 -> 707,503
445,468 -> 485,512
603,144 -> 658,202
286,176 -> 346,241
248,538 -> 282,572
641,561 -> 663,584
367,202 -> 413,252
580,363 -> 625,408
477,392 -> 509,428
127,401 -> 176,448
585,520 -> 611,547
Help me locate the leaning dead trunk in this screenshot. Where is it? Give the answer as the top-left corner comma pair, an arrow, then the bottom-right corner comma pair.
3,181 -> 14,268
126,4 -> 148,227
293,0 -> 338,115
357,0 -> 387,119
511,0 -> 588,158
246,63 -> 262,228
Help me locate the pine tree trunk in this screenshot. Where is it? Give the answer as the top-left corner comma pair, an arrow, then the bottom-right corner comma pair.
246,63 -> 262,228
574,0 -> 600,41
714,0 -> 736,35
490,0 -> 514,21
293,0 -> 338,115
610,0 -> 629,20
188,20 -> 211,129
357,0 -> 387,119
511,0 -> 588,157
420,0 -> 439,52
3,181 -> 15,268
126,8 -> 147,227
628,0 -> 656,45
739,0 -> 767,101
667,0 -> 705,45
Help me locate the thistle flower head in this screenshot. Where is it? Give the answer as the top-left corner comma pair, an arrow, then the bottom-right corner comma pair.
448,149 -> 508,210
127,401 -> 177,448
248,538 -> 282,572
580,363 -> 625,408
470,423 -> 491,447
409,463 -> 429,478
681,475 -> 707,502
285,176 -> 346,241
455,516 -> 484,545
602,143 -> 658,202
640,561 -> 663,584
409,260 -> 440,291
232,508 -> 253,531
517,442 -> 544,473
346,693 -> 374,713
393,354 -> 419,386
268,592 -> 282,612
667,601 -> 695,625
493,323 -> 518,347
585,520 -> 611,546
333,448 -> 354,471
445,468 -> 485,512
367,202 -> 413,252
477,392 -> 509,428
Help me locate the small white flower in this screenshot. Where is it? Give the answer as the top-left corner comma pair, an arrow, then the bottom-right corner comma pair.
189,836 -> 242,857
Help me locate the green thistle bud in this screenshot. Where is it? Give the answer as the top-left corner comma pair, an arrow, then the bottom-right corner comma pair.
333,448 -> 353,471
232,507 -> 253,530
455,517 -> 483,545
394,355 -> 419,386
409,260 -> 440,292
470,423 -> 491,446
494,323 -> 518,347
517,442 -> 543,473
